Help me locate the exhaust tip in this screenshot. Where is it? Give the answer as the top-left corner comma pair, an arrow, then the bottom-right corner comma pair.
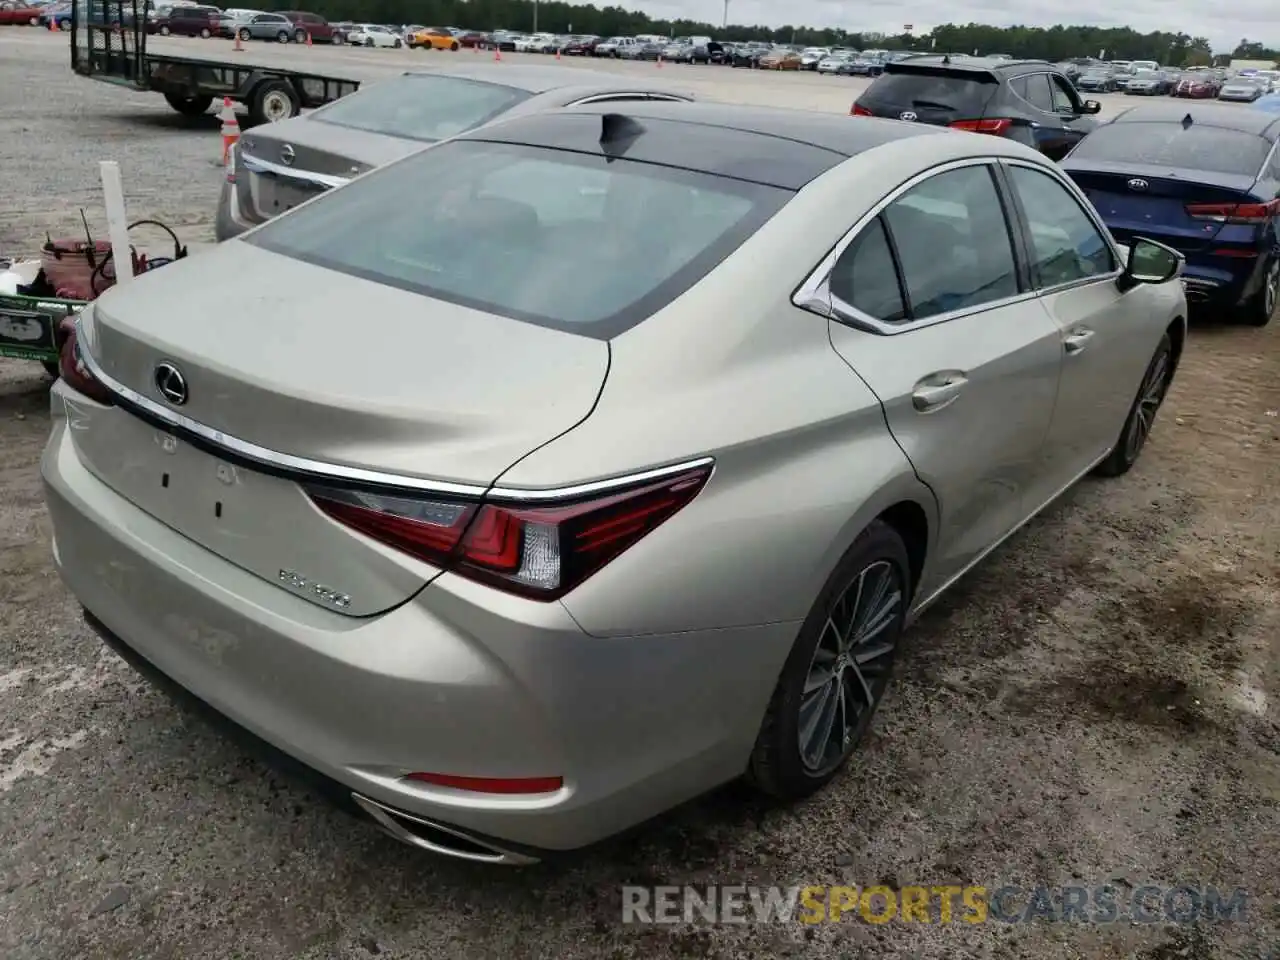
351,793 -> 539,866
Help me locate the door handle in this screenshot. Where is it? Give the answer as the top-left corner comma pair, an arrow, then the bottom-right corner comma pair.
1064,328 -> 1095,354
911,374 -> 968,412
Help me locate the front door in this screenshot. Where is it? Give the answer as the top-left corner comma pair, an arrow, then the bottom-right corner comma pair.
822,161 -> 1064,595
999,160 -> 1152,491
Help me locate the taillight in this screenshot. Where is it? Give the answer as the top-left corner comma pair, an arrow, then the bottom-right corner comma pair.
404,772 -> 563,795
851,104 -> 873,116
1185,200 -> 1279,224
57,319 -> 115,406
949,118 -> 1013,135
306,465 -> 711,601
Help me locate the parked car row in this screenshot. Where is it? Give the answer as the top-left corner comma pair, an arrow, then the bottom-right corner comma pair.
0,0 -> 70,27
1070,60 -> 1280,102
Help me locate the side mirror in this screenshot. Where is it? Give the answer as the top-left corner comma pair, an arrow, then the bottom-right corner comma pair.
1082,99 -> 1103,114
1118,237 -> 1182,291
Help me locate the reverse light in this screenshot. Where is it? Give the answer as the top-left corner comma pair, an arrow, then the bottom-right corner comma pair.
306,465 -> 712,601
851,104 -> 873,116
404,772 -> 564,795
57,318 -> 115,406
1185,200 -> 1279,224
948,117 -> 1014,135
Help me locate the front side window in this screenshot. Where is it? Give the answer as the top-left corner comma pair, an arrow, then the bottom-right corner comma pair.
1009,166 -> 1116,287
247,140 -> 787,338
881,165 -> 1019,320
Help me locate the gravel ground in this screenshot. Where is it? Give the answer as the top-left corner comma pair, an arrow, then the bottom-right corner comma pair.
1,28 -> 1279,960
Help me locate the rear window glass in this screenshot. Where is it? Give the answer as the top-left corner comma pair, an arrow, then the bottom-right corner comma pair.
866,68 -> 996,114
1070,123 -> 1270,177
246,140 -> 787,338
312,75 -> 530,142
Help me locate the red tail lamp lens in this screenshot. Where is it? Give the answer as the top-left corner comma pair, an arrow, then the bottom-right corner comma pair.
57,320 -> 115,406
404,773 -> 564,795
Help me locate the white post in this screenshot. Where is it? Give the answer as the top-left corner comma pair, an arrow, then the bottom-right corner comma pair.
99,161 -> 134,285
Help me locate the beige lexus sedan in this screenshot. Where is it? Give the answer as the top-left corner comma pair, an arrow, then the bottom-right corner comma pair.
43,101 -> 1187,864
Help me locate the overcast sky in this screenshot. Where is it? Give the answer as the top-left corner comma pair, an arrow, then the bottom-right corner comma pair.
599,0 -> 1279,54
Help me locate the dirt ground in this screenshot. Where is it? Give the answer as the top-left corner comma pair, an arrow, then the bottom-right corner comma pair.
1,29 -> 1278,960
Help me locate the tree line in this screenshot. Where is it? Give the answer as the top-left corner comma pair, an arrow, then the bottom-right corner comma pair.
248,0 -> 1276,67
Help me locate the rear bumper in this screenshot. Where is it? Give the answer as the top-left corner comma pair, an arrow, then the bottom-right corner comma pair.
40,407 -> 788,855
214,177 -> 258,241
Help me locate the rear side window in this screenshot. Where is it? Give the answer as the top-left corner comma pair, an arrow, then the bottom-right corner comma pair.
882,165 -> 1018,319
312,75 -> 530,142
1070,123 -> 1271,177
1012,74 -> 1054,112
247,140 -> 787,338
865,67 -> 997,117
829,218 -> 906,322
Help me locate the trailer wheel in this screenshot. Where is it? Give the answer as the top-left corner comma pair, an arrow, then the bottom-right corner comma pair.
248,80 -> 301,126
164,93 -> 214,117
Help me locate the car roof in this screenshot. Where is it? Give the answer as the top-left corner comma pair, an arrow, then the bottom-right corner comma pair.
401,63 -> 683,94
1108,103 -> 1280,138
890,55 -> 1054,73
457,100 -> 949,191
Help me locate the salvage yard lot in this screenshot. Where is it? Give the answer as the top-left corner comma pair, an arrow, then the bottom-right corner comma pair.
1,29 -> 1279,960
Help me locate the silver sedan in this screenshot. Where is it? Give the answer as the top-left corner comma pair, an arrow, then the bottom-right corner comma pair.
44,101 -> 1187,865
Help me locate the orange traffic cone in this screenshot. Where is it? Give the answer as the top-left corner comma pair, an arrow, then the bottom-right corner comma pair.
493,46 -> 502,61
656,55 -> 663,69
555,47 -> 561,60
233,30 -> 244,52
49,15 -> 57,31
305,31 -> 312,46
220,98 -> 240,165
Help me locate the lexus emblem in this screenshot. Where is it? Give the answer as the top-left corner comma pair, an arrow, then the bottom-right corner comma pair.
280,144 -> 295,166
153,361 -> 188,406
1127,178 -> 1149,191
899,110 -> 918,122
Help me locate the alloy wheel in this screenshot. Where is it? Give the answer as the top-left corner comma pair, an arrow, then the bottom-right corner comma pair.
798,560 -> 902,775
1264,260 -> 1279,320
1123,345 -> 1170,463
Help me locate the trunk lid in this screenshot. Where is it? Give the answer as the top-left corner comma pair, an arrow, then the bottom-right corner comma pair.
854,63 -> 998,125
1065,161 -> 1261,252
236,117 -> 419,223
71,240 -> 609,616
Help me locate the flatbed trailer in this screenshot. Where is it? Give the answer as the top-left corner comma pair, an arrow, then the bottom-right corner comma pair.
69,0 -> 360,126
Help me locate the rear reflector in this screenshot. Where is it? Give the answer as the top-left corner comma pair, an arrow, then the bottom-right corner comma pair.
404,772 -> 564,795
948,118 -> 1013,135
307,465 -> 712,601
1186,200 -> 1279,224
851,104 -> 873,116
1210,248 -> 1259,258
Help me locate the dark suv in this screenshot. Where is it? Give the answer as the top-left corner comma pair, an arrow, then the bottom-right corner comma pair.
851,55 -> 1103,160
148,4 -> 221,37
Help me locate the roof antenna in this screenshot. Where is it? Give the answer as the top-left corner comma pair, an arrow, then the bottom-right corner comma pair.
1181,112 -> 1194,129
599,113 -> 644,161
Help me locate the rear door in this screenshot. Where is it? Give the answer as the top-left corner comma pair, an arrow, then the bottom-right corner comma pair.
821,160 -> 1064,592
999,160 -> 1146,491
855,62 -> 999,127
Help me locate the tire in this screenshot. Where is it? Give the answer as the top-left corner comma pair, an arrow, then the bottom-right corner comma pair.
364,37 -> 373,47
450,40 -> 459,51
393,38 -> 401,48
199,27 -> 210,38
1240,257 -> 1279,327
276,29 -> 289,42
163,93 -> 213,117
238,27 -> 249,41
1093,333 -> 1174,478
332,34 -> 342,44
158,24 -> 169,35
247,79 -> 300,126
747,520 -> 910,800
294,29 -> 306,43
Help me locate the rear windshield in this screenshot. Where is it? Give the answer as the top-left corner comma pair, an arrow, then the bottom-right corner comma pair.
1070,123 -> 1270,177
246,140 -> 787,338
312,75 -> 531,142
866,67 -> 996,114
